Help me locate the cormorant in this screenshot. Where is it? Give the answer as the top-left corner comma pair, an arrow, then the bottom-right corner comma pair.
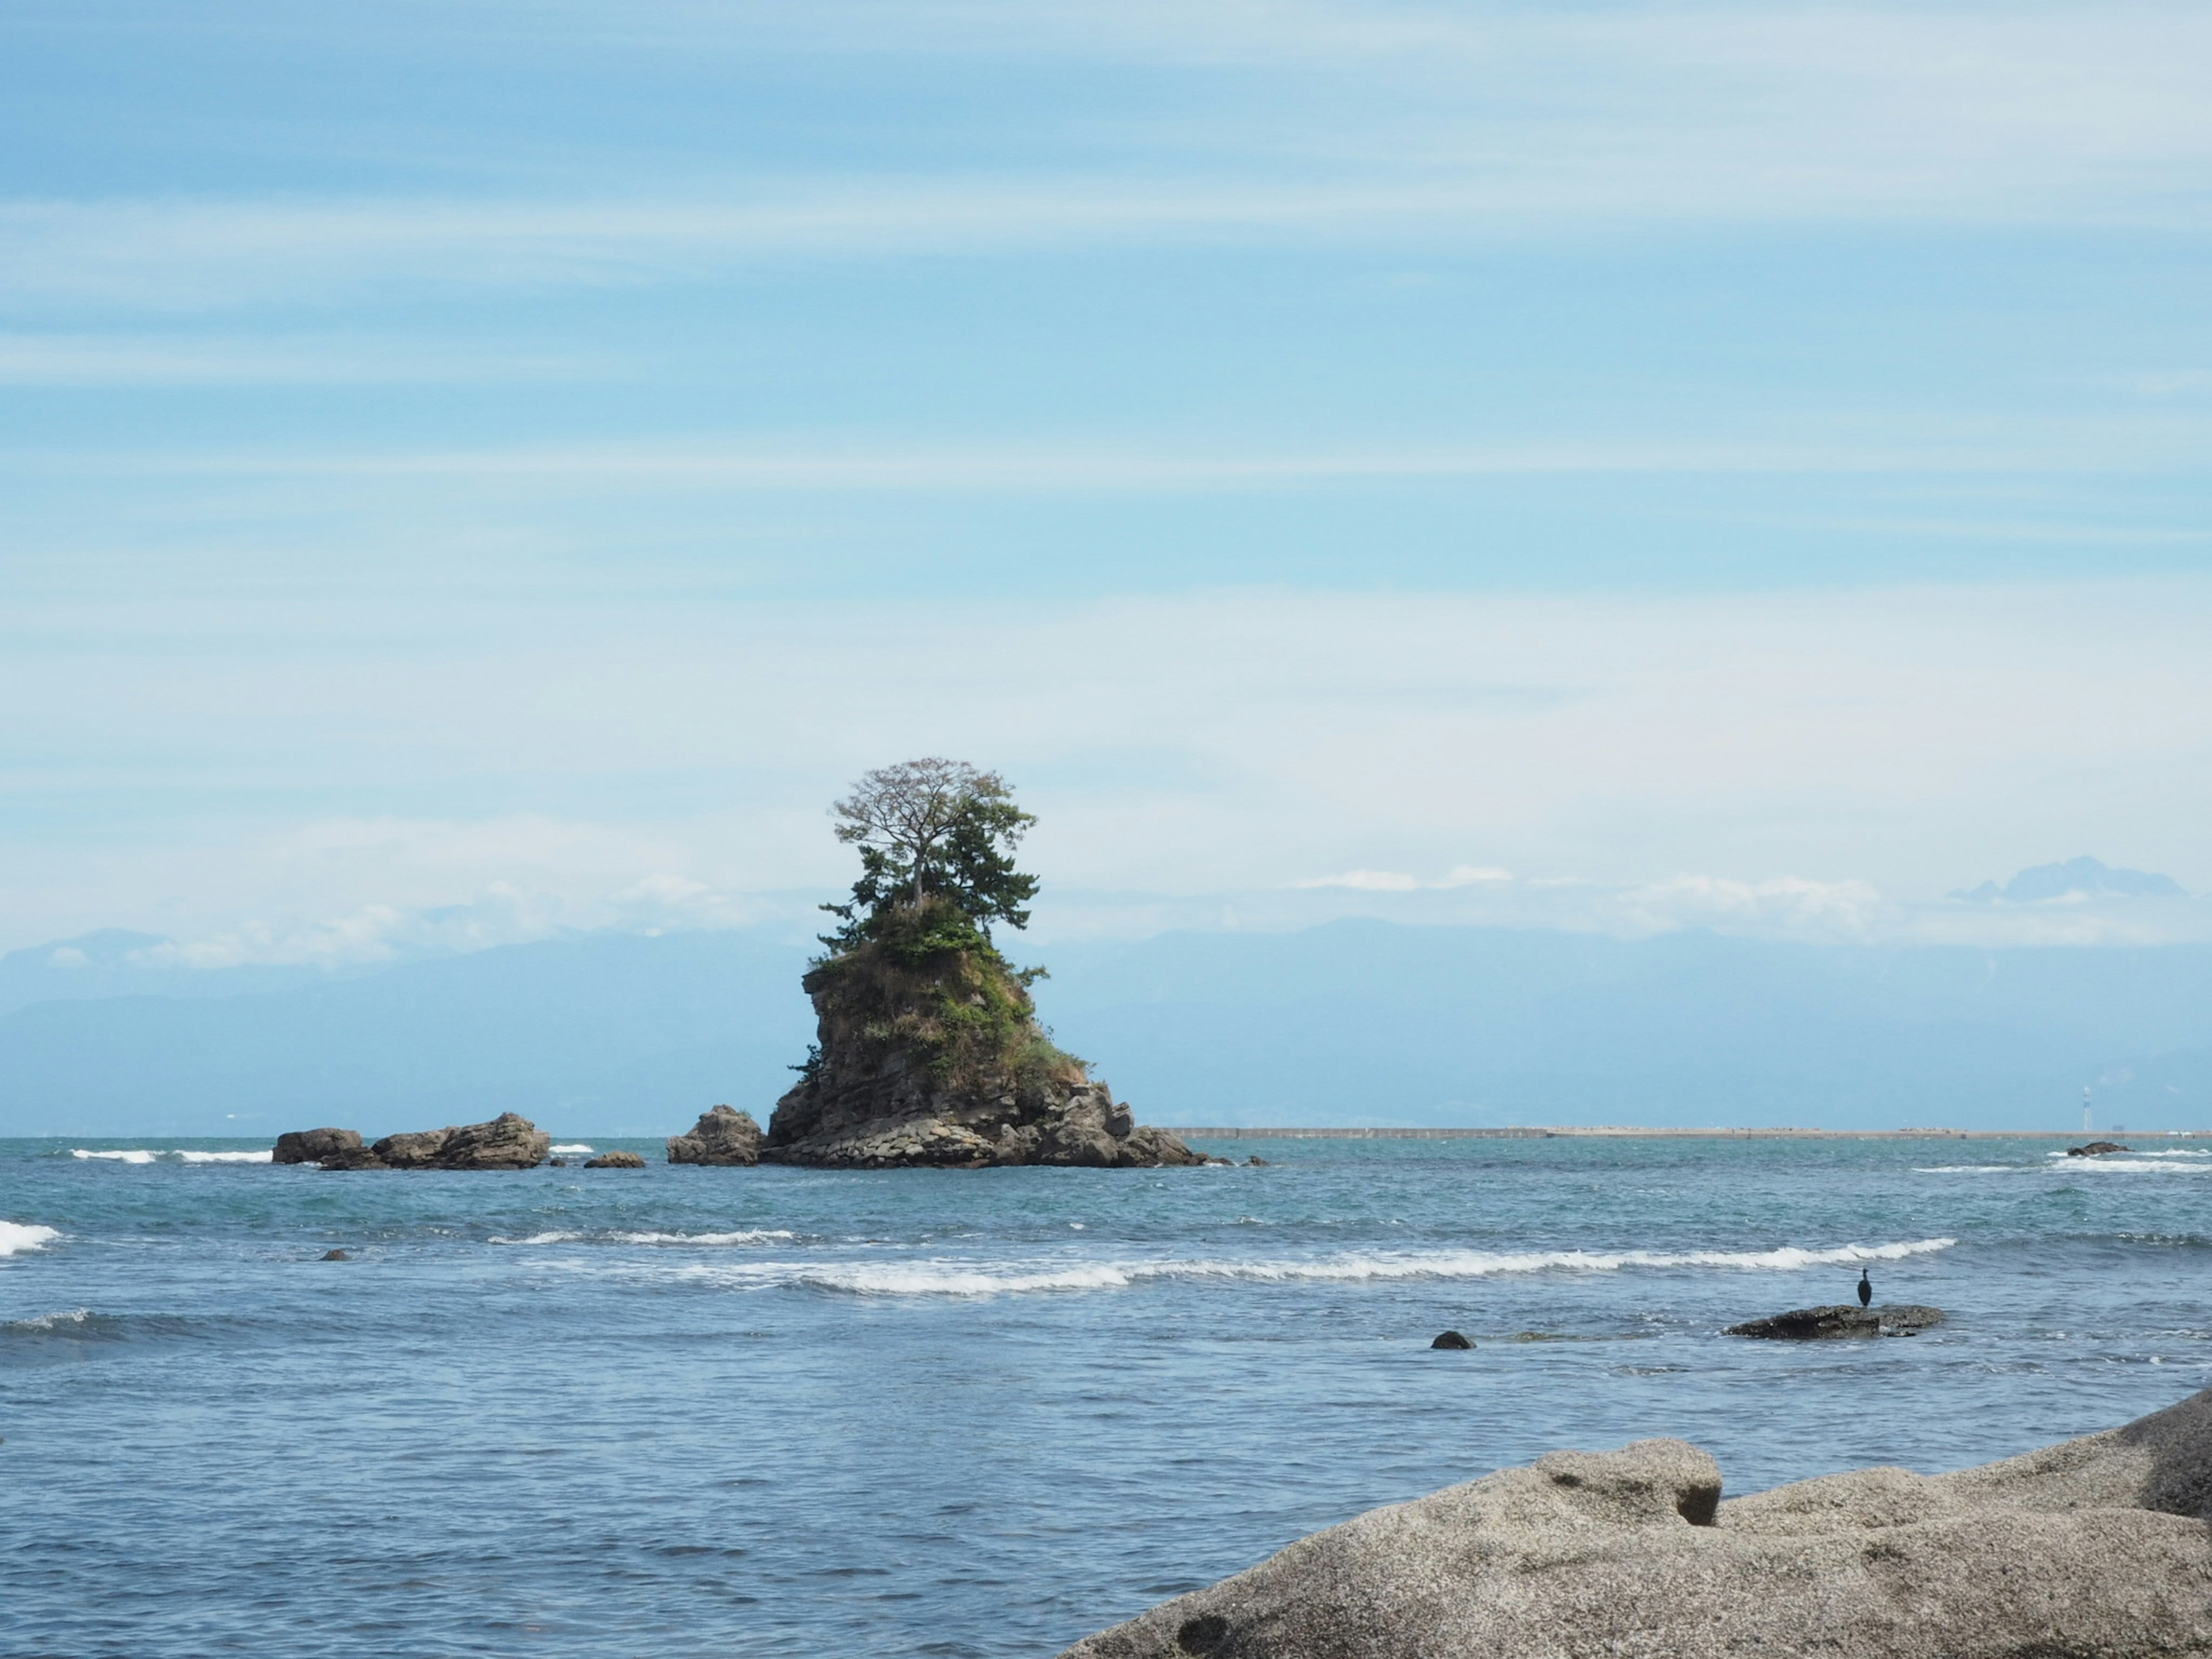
1857,1268 -> 1872,1308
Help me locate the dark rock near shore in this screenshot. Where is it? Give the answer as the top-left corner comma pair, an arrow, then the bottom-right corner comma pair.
1430,1331 -> 1474,1350
273,1127 -> 362,1165
319,1248 -> 349,1261
666,1105 -> 765,1166
1059,1388 -> 2212,1659
278,1113 -> 550,1171
1726,1304 -> 1944,1339
2069,1140 -> 2130,1156
585,1150 -> 646,1169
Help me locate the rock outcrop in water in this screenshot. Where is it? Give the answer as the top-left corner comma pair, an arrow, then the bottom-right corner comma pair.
584,1150 -> 646,1169
666,1105 -> 766,1166
1726,1304 -> 1944,1339
2069,1139 -> 2130,1157
772,757 -> 1204,1171
1059,1389 -> 2212,1659
273,1127 -> 362,1164
277,1113 -> 551,1171
763,912 -> 1202,1171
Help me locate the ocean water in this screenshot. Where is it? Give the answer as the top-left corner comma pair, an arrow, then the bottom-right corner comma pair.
3,1134 -> 2209,1658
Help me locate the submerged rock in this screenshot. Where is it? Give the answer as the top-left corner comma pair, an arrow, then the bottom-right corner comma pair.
2068,1140 -> 2131,1157
272,1127 -> 363,1165
585,1150 -> 646,1169
1059,1389 -> 2212,1659
1429,1331 -> 1474,1350
319,1248 -> 349,1261
1725,1304 -> 1944,1340
666,1105 -> 766,1166
278,1113 -> 551,1171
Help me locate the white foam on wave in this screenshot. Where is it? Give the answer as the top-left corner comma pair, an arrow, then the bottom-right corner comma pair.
73,1148 -> 157,1163
801,1262 -> 1135,1296
720,1236 -> 1961,1298
71,1147 -> 270,1164
550,1143 -> 596,1154
493,1228 -> 795,1247
177,1150 -> 272,1164
1929,1155 -> 2212,1175
2058,1160 -> 2212,1174
0,1220 -> 62,1257
5,1306 -> 90,1331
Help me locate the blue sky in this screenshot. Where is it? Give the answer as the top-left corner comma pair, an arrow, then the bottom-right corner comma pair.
4,1 -> 2211,963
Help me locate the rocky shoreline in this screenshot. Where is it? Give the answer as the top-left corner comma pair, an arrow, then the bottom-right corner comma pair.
1060,1388 -> 2212,1658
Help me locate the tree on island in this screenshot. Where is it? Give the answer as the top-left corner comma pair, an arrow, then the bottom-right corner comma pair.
764,757 -> 1205,1168
819,757 -> 1041,957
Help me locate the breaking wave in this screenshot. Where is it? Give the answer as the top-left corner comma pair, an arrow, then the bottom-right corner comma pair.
71,1148 -> 271,1164
494,1229 -> 796,1247
5,1306 -> 92,1332
550,1144 -> 596,1154
1922,1153 -> 2212,1175
741,1237 -> 1960,1298
0,1220 -> 62,1257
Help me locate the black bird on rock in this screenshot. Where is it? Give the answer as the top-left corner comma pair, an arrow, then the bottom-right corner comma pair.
1857,1268 -> 1873,1308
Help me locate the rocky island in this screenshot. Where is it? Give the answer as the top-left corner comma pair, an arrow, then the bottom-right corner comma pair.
273,1113 -> 551,1169
1060,1388 -> 2212,1658
761,759 -> 1203,1170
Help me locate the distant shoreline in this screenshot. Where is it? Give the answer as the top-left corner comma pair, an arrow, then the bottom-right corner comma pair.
1169,1125 -> 2209,1141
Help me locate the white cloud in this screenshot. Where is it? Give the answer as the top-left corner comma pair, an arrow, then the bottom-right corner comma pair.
0,332 -> 600,387
1615,873 -> 1890,941
1291,869 -> 1422,891
5,577 -> 2211,952
7,6 -> 2212,313
127,885 -> 570,969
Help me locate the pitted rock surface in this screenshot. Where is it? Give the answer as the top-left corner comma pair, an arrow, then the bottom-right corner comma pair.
1059,1389 -> 2212,1659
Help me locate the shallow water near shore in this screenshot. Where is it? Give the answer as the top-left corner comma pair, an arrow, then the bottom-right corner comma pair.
3,1134 -> 2207,1658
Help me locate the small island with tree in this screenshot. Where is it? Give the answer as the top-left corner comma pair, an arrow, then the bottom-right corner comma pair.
759,758 -> 1206,1169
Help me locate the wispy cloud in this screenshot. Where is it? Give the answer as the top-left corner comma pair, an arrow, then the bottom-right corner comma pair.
0,332 -> 603,387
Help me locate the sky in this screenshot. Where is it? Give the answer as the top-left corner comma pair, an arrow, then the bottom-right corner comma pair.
4,0 -> 2211,965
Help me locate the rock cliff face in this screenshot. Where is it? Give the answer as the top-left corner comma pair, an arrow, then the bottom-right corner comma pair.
764,933 -> 1202,1170
1059,1389 -> 2212,1659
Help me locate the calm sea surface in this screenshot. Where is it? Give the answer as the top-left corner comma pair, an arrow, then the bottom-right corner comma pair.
3,1134 -> 2209,1657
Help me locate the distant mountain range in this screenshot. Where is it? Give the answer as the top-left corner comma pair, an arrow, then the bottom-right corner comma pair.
1950,855 -> 2189,904
2,914 -> 2207,1137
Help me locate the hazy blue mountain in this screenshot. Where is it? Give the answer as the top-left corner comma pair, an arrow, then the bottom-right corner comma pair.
2,919 -> 2209,1137
0,929 -> 363,1014
1951,855 -> 2190,904
0,929 -> 816,1139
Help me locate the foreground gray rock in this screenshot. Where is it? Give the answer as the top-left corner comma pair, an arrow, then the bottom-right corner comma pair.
666,1105 -> 766,1166
584,1150 -> 646,1169
1726,1303 -> 1945,1339
284,1113 -> 551,1171
1060,1389 -> 2212,1659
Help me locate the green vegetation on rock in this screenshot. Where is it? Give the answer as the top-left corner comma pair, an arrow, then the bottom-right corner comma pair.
808,758 -> 1081,1097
